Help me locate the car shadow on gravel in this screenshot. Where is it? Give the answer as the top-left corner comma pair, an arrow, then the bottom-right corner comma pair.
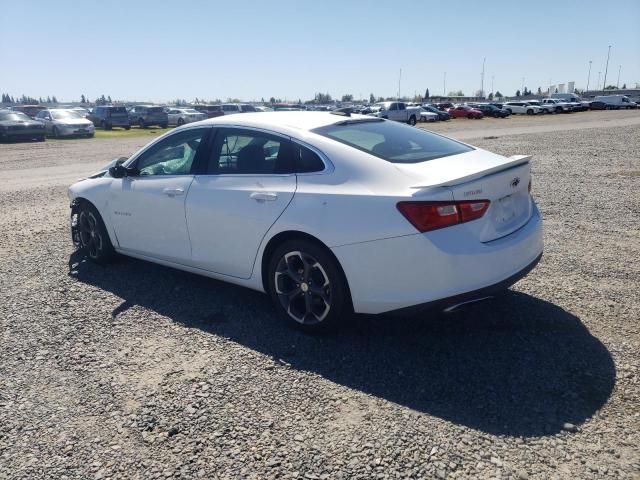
69,252 -> 616,438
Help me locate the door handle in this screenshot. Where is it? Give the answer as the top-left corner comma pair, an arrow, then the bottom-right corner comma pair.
163,187 -> 184,197
250,192 -> 278,202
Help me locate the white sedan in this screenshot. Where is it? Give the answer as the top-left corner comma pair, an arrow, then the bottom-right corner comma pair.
68,112 -> 543,331
166,108 -> 207,126
418,108 -> 439,122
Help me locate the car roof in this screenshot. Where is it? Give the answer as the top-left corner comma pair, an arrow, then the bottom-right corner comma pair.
198,111 -> 364,134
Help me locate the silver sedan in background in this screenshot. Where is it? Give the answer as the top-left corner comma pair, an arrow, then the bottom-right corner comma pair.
35,109 -> 95,138
167,108 -> 207,126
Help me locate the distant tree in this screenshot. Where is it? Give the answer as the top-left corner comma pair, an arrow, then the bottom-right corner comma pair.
474,89 -> 484,97
107,95 -> 112,103
261,97 -> 265,103
341,94 -> 354,102
269,97 -> 276,104
51,95 -> 57,104
604,85 -> 617,90
554,88 -> 558,93
622,83 -> 626,89
298,98 -> 302,104
46,96 -> 51,103
515,90 -> 521,97
80,94 -> 86,103
487,92 -> 494,100
537,87 -> 542,95
425,88 -> 430,99
369,93 -> 375,104
447,90 -> 464,96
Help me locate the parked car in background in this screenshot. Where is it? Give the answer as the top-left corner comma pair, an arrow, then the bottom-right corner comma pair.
369,101 -> 421,125
221,103 -> 259,114
272,103 -> 307,111
128,105 -> 169,128
0,109 -> 46,141
88,106 -> 131,130
468,103 -> 510,118
255,106 -> 274,112
503,102 -> 541,115
11,105 -> 47,118
447,105 -> 483,119
523,100 -> 554,114
435,102 -> 454,111
418,107 -> 439,122
593,95 -> 637,109
35,108 -> 95,138
68,112 -> 542,332
421,104 -> 450,121
193,105 -> 224,118
71,107 -> 90,118
588,101 -> 608,110
540,98 -> 572,113
166,108 -> 207,126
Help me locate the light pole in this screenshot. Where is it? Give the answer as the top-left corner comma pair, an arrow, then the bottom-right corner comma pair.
443,71 -> 446,96
521,77 -> 525,95
480,57 -> 486,98
617,65 -> 621,88
586,60 -> 592,92
398,68 -> 402,100
597,71 -> 601,91
491,75 -> 494,97
602,45 -> 612,91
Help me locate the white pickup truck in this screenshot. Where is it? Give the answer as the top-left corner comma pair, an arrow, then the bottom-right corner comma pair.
541,98 -> 574,113
369,101 -> 421,125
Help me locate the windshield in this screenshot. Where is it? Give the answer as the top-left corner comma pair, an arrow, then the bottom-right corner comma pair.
313,119 -> 473,164
51,110 -> 83,120
183,109 -> 199,113
0,111 -> 32,121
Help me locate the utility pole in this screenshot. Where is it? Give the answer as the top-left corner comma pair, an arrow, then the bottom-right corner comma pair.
398,68 -> 402,100
491,75 -> 495,96
616,65 -> 621,89
586,60 -> 592,92
597,72 -> 601,91
443,72 -> 446,96
480,57 -> 486,98
602,45 -> 612,91
521,77 -> 525,95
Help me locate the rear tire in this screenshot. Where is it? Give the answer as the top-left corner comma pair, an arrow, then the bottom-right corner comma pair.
124,125 -> 131,130
267,239 -> 350,333
53,126 -> 60,138
138,118 -> 146,129
526,109 -> 534,115
75,203 -> 115,264
160,123 -> 168,129
177,118 -> 185,126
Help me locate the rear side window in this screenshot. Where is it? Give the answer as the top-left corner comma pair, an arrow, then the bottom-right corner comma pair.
313,119 -> 472,164
208,128 -> 295,175
295,144 -> 325,173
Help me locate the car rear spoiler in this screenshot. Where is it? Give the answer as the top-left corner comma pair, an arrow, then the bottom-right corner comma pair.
410,155 -> 531,190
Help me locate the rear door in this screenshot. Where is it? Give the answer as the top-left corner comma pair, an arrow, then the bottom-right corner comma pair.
185,127 -> 297,278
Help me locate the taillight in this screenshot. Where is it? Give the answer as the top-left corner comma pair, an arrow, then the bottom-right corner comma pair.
397,200 -> 490,233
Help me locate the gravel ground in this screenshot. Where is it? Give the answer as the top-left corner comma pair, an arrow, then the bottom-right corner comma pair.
0,113 -> 639,479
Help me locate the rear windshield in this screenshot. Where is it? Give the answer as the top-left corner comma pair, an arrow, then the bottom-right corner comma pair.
313,119 -> 472,163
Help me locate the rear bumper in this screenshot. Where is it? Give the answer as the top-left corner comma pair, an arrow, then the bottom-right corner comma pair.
387,251 -> 542,316
332,205 -> 543,314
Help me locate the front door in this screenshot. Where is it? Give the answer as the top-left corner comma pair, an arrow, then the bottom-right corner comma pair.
108,127 -> 212,263
186,127 -> 297,278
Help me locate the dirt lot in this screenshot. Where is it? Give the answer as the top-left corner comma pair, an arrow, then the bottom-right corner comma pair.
0,110 -> 639,479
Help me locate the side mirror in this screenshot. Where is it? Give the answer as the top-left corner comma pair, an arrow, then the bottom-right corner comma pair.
109,164 -> 139,178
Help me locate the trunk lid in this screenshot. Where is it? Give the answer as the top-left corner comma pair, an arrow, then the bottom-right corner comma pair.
398,149 -> 533,242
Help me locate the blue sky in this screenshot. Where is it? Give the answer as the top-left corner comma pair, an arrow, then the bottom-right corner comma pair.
1,0 -> 638,102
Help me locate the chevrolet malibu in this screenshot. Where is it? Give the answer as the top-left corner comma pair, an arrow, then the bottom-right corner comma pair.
68,112 -> 543,331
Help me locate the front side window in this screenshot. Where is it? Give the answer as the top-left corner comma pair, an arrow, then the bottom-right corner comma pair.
313,119 -> 472,164
208,128 -> 294,175
135,128 -> 209,176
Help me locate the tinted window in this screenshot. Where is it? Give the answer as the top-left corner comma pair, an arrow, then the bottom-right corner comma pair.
313,119 -> 472,164
208,128 -> 294,175
0,112 -> 31,121
148,107 -> 163,113
135,128 -> 209,176
110,107 -> 128,114
296,144 -> 325,173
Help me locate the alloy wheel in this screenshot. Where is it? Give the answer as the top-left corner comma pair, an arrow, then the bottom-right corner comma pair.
78,211 -> 103,259
274,251 -> 331,325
